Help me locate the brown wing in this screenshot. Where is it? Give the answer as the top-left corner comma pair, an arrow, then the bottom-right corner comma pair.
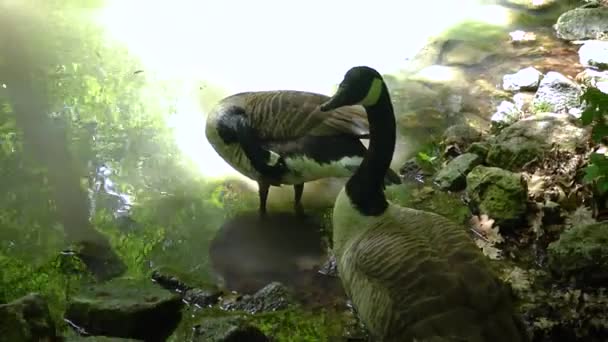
220,90 -> 370,140
346,207 -> 512,328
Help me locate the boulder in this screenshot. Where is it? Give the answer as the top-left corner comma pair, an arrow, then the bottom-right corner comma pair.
64,278 -> 183,341
533,72 -> 582,115
434,153 -> 482,191
554,7 -> 608,41
578,40 -> 608,70
502,67 -> 543,92
191,316 -> 269,342
0,293 -> 58,342
485,113 -> 589,170
466,166 -> 528,231
547,222 -> 608,285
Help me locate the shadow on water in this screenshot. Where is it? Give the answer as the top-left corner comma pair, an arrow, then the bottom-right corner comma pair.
209,210 -> 346,309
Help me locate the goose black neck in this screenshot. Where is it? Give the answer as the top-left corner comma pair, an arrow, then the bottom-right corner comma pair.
345,82 -> 396,216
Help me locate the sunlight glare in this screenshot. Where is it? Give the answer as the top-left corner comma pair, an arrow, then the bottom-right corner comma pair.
98,0 -> 513,179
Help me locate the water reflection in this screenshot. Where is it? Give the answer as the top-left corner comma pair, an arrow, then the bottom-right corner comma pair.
209,211 -> 346,308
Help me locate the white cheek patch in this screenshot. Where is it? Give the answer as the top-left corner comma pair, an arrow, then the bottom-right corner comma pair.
360,78 -> 383,107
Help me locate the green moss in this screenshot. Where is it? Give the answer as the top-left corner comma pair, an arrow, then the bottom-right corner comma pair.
466,166 -> 527,229
385,183 -> 471,224
170,306 -> 354,342
547,222 -> 608,283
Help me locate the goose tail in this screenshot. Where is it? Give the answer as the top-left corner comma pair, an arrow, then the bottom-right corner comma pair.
384,168 -> 402,185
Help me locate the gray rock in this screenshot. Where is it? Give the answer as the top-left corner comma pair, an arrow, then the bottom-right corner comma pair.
554,7 -> 608,41
442,124 -> 482,151
547,222 -> 608,285
192,316 -> 269,342
513,92 -> 536,112
533,71 -> 582,114
466,166 -> 528,231
486,113 -> 589,170
150,266 -> 222,308
502,67 -> 543,91
64,278 -> 183,341
578,40 -> 608,70
434,153 -> 482,191
221,282 -> 295,314
0,293 -> 58,342
491,101 -> 519,125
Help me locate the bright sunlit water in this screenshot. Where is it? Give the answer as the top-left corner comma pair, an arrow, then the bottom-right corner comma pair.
96,0 -> 513,180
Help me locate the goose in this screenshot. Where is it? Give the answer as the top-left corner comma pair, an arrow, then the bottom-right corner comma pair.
205,90 -> 402,215
319,66 -> 530,342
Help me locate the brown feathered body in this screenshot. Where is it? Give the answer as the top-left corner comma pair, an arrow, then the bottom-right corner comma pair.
205,90 -> 381,185
332,193 -> 530,342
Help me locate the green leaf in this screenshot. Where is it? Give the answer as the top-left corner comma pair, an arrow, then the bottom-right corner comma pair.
592,121 -> 608,142
583,164 -> 601,183
598,179 -> 608,195
581,106 -> 597,126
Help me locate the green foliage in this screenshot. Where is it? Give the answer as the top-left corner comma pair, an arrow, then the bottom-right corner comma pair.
532,100 -> 553,114
414,140 -> 444,174
580,87 -> 608,193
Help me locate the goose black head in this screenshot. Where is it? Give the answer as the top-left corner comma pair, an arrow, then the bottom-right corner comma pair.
320,66 -> 384,112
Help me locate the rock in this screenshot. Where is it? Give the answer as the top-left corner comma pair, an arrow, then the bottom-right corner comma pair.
486,113 -> 589,170
466,141 -> 491,160
318,254 -> 338,277
434,153 -> 482,191
491,101 -> 520,125
503,67 -> 543,91
221,282 -> 295,314
508,30 -> 537,45
466,166 -> 528,230
533,72 -> 582,115
442,124 -> 482,152
64,278 -> 183,341
191,316 -> 269,342
554,7 -> 608,41
184,287 -> 223,308
0,293 -> 59,342
150,266 -> 222,307
578,40 -> 608,70
513,92 -> 536,113
547,222 -> 608,284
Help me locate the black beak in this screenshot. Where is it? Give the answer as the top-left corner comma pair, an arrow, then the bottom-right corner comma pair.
320,85 -> 349,112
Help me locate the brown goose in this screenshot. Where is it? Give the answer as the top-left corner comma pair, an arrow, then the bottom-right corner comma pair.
205,90 -> 402,215
320,66 -> 530,342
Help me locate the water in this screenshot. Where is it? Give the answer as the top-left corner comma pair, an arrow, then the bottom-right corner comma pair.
0,0 -> 583,339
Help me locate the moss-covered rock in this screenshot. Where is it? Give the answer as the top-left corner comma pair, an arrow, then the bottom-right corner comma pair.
547,222 -> 608,284
466,141 -> 491,160
434,153 -> 482,191
191,316 -> 269,342
385,183 -> 471,224
466,166 -> 527,231
485,113 -> 589,171
0,293 -> 58,342
150,266 -> 222,308
554,7 -> 608,41
64,278 -> 183,341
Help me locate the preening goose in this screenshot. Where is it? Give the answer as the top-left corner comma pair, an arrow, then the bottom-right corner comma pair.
205,90 -> 402,215
320,66 -> 530,342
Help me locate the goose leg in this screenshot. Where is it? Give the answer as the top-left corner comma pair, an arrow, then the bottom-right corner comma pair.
258,181 -> 270,216
294,183 -> 305,216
